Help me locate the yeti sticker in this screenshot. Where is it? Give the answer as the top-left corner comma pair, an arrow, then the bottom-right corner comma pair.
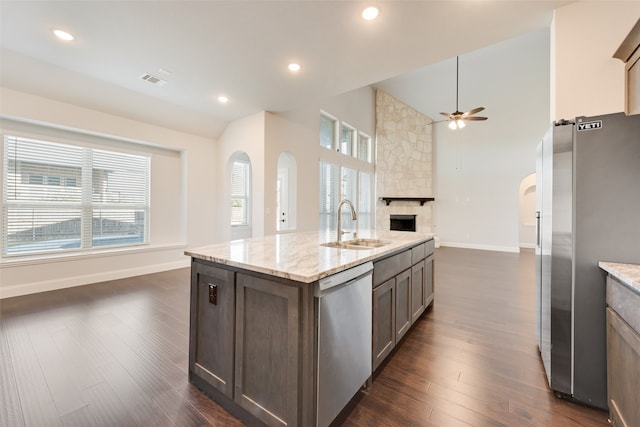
577,120 -> 602,131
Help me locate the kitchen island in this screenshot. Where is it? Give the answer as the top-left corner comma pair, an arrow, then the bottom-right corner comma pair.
185,231 -> 434,427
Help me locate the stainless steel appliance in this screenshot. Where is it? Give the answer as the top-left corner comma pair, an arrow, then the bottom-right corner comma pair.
535,112 -> 640,409
315,261 -> 373,427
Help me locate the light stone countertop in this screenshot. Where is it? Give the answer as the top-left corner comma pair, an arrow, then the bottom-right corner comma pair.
599,262 -> 640,295
185,230 -> 434,283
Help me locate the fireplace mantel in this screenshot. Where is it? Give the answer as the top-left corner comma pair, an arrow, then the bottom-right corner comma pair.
380,197 -> 435,206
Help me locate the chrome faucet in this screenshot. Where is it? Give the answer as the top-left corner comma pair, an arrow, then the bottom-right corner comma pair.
337,199 -> 358,242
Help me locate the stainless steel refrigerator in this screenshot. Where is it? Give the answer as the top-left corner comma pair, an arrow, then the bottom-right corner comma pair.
535,112 -> 640,410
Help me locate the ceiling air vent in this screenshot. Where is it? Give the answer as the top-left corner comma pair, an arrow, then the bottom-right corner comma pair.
140,73 -> 167,86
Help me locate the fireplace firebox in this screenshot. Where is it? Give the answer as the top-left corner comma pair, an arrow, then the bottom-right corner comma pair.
390,215 -> 416,232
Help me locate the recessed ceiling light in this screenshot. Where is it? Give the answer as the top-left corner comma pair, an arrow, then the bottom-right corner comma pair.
52,29 -> 74,41
362,6 -> 379,21
288,63 -> 301,72
217,95 -> 229,104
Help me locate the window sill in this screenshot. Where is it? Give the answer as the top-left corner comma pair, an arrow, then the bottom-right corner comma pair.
0,242 -> 187,268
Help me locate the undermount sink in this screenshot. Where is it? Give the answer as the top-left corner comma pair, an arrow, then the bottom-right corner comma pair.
321,238 -> 390,250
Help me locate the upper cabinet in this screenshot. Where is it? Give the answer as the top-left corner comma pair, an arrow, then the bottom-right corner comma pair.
614,18 -> 640,115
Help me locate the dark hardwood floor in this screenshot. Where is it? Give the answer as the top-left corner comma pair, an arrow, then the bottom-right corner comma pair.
0,247 -> 609,426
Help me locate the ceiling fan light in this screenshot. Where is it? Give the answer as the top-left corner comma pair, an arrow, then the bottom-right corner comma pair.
449,121 -> 457,130
458,120 -> 466,128
362,6 -> 379,20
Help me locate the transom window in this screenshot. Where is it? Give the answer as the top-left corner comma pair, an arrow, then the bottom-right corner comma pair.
319,111 -> 372,163
2,135 -> 150,256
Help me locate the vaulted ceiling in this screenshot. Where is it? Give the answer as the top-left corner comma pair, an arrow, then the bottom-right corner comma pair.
0,1 -> 572,138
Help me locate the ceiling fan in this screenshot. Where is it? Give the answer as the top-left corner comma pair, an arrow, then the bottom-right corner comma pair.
438,56 -> 488,129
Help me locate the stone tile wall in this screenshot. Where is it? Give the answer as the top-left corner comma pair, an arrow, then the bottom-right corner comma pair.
375,90 -> 434,233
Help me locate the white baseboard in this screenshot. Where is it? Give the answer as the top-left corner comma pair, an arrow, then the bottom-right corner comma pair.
438,241 -> 521,253
0,259 -> 190,299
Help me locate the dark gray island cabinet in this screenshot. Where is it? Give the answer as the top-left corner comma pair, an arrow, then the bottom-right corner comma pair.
186,233 -> 434,427
372,239 -> 435,370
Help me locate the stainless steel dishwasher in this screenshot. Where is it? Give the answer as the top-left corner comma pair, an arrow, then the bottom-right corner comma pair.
315,261 -> 373,427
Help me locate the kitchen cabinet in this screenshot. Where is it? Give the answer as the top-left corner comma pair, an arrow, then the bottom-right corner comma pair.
189,260 -> 235,398
189,260 -> 314,427
372,239 -> 435,371
425,253 -> 434,305
606,308 -> 640,427
395,268 -> 412,342
411,260 -> 426,323
234,273 -> 304,427
614,18 -> 640,114
604,271 -> 640,427
372,277 -> 395,370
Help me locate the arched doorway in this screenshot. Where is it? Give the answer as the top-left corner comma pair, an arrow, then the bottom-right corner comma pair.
519,173 -> 536,249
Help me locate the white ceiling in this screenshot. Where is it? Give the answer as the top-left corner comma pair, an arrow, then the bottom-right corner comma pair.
0,1 -> 572,138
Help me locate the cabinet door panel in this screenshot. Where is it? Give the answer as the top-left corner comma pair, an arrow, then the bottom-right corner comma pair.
411,260 -> 426,323
395,269 -> 411,342
189,261 -> 235,398
425,254 -> 434,307
235,273 -> 300,427
372,278 -> 395,371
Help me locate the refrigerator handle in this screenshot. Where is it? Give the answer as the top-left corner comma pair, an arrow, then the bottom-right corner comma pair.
535,211 -> 541,248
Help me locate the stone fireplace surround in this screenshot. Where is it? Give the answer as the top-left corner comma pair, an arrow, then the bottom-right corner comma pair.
375,90 -> 434,234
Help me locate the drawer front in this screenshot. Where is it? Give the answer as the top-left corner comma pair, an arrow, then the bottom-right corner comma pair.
425,238 -> 435,255
411,243 -> 426,265
374,249 -> 411,287
607,276 -> 640,334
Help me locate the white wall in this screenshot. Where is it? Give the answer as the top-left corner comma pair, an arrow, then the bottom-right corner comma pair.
0,88 -> 217,298
435,30 -> 551,252
552,2 -> 640,120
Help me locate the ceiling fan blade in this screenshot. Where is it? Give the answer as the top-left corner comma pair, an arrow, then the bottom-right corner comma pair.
440,112 -> 452,118
463,116 -> 488,121
465,107 -> 485,116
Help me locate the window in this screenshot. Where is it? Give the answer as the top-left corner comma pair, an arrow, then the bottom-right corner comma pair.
319,161 -> 338,232
318,112 -> 374,233
231,159 -> 250,226
340,167 -> 357,230
340,123 -> 355,156
319,162 -> 372,234
320,114 -> 336,150
358,172 -> 372,230
2,135 -> 150,256
357,132 -> 372,162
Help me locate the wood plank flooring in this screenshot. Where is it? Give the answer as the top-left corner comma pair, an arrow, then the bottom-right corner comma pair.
0,247 -> 609,426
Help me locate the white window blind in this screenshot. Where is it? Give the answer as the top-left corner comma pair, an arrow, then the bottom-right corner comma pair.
358,171 -> 372,230
341,167 -> 357,230
319,161 -> 338,232
231,160 -> 250,226
2,135 -> 150,255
